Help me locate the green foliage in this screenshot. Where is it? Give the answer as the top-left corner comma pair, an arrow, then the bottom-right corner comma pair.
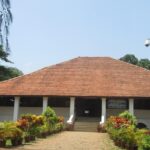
0,109 -> 64,147
0,45 -> 10,62
0,66 -> 23,81
42,107 -> 58,124
106,111 -> 150,149
0,0 -> 13,51
0,46 -> 23,81
120,54 -> 138,65
120,54 -> 150,70
139,135 -> 150,150
135,130 -> 150,150
0,122 -> 23,140
55,122 -> 64,132
138,59 -> 150,70
105,114 -> 136,146
119,111 -> 137,125
42,107 -> 56,118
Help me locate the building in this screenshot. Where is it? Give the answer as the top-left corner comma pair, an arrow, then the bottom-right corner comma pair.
0,57 -> 150,128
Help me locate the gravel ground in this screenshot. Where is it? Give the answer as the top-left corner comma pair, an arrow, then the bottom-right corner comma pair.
2,131 -> 122,150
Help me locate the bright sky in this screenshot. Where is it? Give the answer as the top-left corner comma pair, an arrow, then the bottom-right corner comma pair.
4,0 -> 150,73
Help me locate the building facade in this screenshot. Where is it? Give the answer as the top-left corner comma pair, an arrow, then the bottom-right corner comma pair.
0,57 -> 150,128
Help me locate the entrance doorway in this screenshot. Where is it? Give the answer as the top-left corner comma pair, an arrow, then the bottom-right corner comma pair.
75,97 -> 101,117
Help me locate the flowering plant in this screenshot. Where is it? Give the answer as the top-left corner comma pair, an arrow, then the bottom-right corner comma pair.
16,119 -> 29,131
57,116 -> 64,123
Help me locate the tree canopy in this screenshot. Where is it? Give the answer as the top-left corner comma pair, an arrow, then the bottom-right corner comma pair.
138,59 -> 150,70
120,54 -> 138,65
0,66 -> 23,81
120,54 -> 150,70
0,46 -> 23,81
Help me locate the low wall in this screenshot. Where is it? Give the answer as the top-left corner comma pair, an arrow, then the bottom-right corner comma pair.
0,106 -> 69,122
135,109 -> 150,128
0,107 -> 14,121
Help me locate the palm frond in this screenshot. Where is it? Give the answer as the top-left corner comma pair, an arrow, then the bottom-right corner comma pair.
0,0 -> 12,51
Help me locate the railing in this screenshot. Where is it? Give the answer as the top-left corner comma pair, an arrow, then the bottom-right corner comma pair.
99,115 -> 105,125
66,114 -> 75,130
67,114 -> 75,124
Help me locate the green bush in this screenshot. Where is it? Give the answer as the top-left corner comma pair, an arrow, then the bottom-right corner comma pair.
119,111 -> 137,125
106,111 -> 150,149
106,111 -> 138,149
0,122 -> 23,141
42,107 -> 56,118
42,107 -> 59,130
136,130 -> 150,150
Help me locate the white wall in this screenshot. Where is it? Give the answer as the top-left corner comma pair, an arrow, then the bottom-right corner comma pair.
0,107 -> 14,121
107,109 -> 127,117
52,107 -> 69,122
0,106 -> 69,122
135,109 -> 150,129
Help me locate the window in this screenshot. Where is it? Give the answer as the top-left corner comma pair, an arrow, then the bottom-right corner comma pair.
135,99 -> 150,110
107,99 -> 128,109
20,97 -> 42,107
48,97 -> 69,107
0,97 -> 14,106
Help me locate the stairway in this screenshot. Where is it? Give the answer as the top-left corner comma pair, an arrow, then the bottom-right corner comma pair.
74,117 -> 99,132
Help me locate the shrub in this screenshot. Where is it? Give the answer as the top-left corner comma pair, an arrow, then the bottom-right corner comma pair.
0,107 -> 64,147
42,107 -> 56,119
0,122 -> 23,141
119,111 -> 137,125
42,107 -> 59,131
135,129 -> 150,150
106,111 -> 138,149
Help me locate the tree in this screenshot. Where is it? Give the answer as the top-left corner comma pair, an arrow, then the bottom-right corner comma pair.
0,1 -> 22,81
0,66 -> 23,81
0,45 -> 10,62
138,59 -> 150,70
0,0 -> 13,51
0,46 -> 23,81
120,54 -> 138,65
120,54 -> 150,70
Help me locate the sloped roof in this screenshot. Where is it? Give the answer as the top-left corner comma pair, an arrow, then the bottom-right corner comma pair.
0,57 -> 150,97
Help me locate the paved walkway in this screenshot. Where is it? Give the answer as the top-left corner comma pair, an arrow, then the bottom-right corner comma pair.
3,131 -> 122,150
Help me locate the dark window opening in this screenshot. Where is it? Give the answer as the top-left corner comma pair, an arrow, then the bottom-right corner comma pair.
48,97 -> 69,107
0,97 -> 14,106
135,99 -> 150,110
20,97 -> 42,107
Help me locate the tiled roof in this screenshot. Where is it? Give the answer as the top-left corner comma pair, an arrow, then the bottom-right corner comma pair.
0,57 -> 150,97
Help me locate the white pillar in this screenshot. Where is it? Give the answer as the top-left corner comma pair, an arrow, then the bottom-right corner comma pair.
70,97 -> 75,116
43,97 -> 48,112
129,98 -> 134,115
100,97 -> 106,124
13,96 -> 20,121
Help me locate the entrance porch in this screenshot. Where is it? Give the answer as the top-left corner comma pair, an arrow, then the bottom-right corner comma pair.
0,96 -> 150,130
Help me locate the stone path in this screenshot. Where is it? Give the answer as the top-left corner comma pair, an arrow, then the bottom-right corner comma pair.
2,131 -> 122,150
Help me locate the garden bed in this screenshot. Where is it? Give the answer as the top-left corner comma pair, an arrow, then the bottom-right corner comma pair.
105,111 -> 150,150
0,107 -> 64,148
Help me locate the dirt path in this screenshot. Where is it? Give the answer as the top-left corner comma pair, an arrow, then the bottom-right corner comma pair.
2,131 -> 122,150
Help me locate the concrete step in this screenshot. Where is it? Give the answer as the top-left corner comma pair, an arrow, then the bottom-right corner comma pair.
74,117 -> 99,132
76,117 -> 100,122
